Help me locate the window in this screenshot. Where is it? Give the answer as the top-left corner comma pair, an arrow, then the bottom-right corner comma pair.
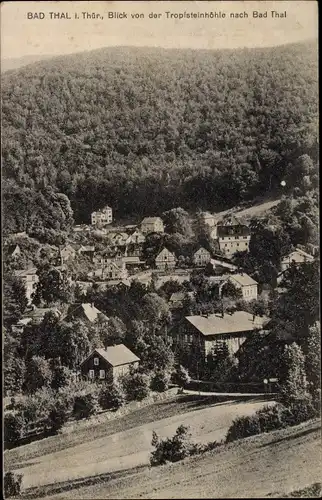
89,370 -> 95,379
99,370 -> 105,379
237,243 -> 239,246
94,357 -> 99,366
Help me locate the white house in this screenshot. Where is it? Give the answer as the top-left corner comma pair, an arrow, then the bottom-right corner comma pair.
193,247 -> 211,266
91,205 -> 113,226
141,217 -> 164,234
229,273 -> 258,301
217,215 -> 251,256
281,249 -> 314,272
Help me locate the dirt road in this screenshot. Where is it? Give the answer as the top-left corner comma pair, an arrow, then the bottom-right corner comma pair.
6,398 -> 271,492
35,419 -> 321,499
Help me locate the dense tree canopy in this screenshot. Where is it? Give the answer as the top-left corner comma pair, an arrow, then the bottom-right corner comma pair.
2,42 -> 318,239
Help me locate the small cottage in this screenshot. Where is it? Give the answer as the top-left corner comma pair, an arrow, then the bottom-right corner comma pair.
141,217 -> 164,234
228,274 -> 258,301
80,344 -> 140,383
281,249 -> 314,272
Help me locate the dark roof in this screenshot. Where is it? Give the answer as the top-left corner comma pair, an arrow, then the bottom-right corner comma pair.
82,344 -> 140,367
186,311 -> 269,337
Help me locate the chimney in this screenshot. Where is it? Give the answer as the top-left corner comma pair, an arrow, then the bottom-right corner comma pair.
252,313 -> 255,322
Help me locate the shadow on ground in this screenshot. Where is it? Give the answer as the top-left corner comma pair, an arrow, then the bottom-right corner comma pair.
20,464 -> 147,499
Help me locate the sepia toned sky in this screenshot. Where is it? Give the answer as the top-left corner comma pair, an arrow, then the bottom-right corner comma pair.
1,0 -> 318,60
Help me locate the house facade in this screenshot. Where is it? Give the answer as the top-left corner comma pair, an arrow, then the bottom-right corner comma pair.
80,345 -> 140,383
14,267 -> 39,303
173,311 -> 268,356
91,260 -> 128,280
91,205 -> 113,226
193,247 -> 211,266
217,216 -> 251,257
155,248 -> 176,270
229,274 -> 258,301
281,249 -> 314,272
141,217 -> 164,234
127,229 -> 146,245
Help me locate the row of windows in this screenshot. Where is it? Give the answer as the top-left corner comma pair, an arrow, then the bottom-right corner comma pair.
224,242 -> 248,247
88,369 -> 105,379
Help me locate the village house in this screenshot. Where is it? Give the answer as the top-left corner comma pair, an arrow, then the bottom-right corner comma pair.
107,231 -> 129,247
155,248 -> 177,271
280,248 -> 314,272
59,244 -> 76,263
127,228 -> 146,245
80,344 -> 140,383
78,245 -> 95,260
66,303 -> 109,325
228,274 -> 258,301
173,311 -> 269,357
90,260 -> 128,281
217,215 -> 251,257
141,217 -> 164,234
91,205 -> 113,226
12,306 -> 61,334
14,267 -> 39,303
193,247 -> 212,267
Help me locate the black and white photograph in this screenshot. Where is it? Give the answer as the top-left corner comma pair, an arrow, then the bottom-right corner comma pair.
1,1 -> 320,498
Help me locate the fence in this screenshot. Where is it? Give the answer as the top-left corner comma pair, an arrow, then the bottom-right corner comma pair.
185,379 -> 278,394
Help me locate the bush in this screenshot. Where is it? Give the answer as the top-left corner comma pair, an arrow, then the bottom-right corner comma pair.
4,412 -> 26,446
150,370 -> 171,393
46,395 -> 72,434
122,371 -> 150,401
4,471 -> 23,497
73,392 -> 100,420
51,364 -> 72,391
226,399 -> 319,444
171,365 -> 191,387
256,404 -> 286,433
225,415 -> 261,443
99,382 -> 125,410
150,424 -> 192,466
281,397 -> 318,427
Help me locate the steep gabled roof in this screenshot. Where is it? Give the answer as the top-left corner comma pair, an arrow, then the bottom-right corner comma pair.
194,247 -> 210,256
156,248 -> 176,260
82,344 -> 140,367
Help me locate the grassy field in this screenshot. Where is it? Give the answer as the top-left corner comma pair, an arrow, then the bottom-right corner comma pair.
5,395 -> 273,495
21,419 -> 321,499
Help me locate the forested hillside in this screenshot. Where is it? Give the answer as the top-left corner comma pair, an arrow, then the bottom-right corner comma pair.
2,42 -> 318,236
